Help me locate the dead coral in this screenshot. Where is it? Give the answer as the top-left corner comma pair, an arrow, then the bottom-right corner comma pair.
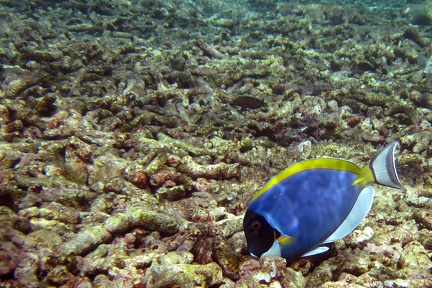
0,0 -> 431,286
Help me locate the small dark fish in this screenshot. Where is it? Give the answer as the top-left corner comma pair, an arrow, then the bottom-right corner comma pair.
417,52 -> 432,85
232,96 -> 265,110
417,52 -> 428,70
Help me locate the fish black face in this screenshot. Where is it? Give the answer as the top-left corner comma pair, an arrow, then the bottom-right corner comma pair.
243,210 -> 278,257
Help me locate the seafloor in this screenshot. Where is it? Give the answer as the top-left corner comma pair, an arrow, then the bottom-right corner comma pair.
0,0 -> 431,287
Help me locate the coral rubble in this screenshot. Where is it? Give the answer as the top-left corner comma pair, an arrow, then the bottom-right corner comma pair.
0,0 -> 431,287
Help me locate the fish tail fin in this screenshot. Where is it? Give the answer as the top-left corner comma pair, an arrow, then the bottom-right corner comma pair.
363,142 -> 404,189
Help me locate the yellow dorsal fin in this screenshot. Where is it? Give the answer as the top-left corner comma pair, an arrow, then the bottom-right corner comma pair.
252,142 -> 404,201
253,158 -> 361,200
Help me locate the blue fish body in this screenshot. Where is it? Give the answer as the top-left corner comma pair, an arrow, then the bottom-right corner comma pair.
248,170 -> 359,259
243,142 -> 404,260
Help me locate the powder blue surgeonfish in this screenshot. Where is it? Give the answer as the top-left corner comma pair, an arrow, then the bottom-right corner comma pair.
243,142 -> 404,260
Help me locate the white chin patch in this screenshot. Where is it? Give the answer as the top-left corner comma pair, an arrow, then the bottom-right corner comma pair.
261,240 -> 282,257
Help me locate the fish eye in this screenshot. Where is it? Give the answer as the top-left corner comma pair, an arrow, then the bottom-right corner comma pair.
251,220 -> 261,230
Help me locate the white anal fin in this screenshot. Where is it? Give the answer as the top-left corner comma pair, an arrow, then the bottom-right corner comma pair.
322,186 -> 375,244
302,246 -> 329,257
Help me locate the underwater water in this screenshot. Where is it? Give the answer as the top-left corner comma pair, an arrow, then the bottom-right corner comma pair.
0,0 -> 431,287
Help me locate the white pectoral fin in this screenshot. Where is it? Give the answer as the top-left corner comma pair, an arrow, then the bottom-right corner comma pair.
322,186 -> 375,244
302,246 -> 329,257
261,239 -> 282,257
